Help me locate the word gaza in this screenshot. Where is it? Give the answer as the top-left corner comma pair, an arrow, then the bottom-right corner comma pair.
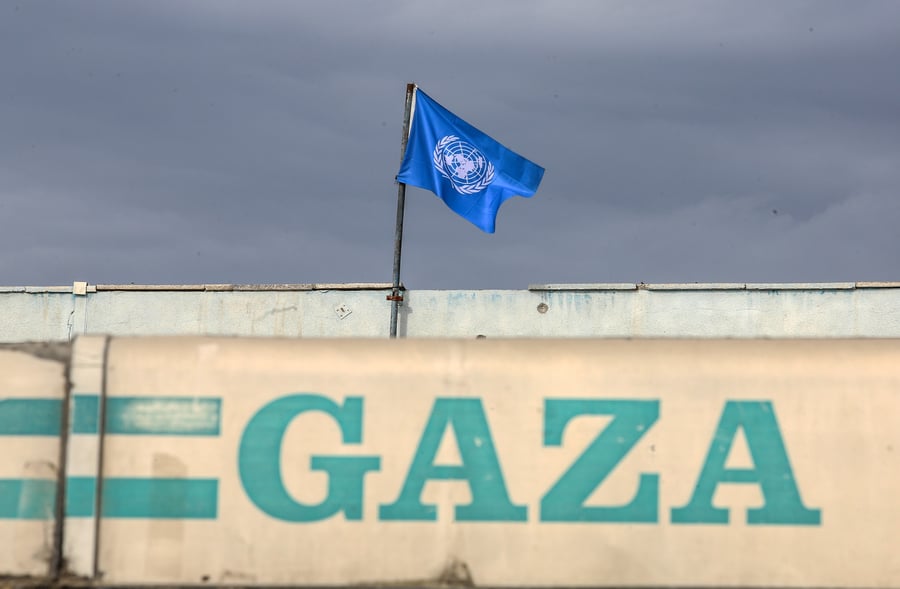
238,396 -> 820,525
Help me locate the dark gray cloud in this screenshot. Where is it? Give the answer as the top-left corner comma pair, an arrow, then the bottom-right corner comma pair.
1,0 -> 898,288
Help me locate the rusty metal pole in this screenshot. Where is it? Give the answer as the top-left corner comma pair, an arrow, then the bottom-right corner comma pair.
389,83 -> 416,338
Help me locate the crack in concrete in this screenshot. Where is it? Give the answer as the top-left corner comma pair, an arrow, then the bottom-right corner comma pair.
252,305 -> 298,322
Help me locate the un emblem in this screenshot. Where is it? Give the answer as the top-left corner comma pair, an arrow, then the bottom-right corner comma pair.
432,136 -> 495,195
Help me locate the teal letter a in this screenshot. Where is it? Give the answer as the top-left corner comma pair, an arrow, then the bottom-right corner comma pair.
671,400 -> 821,525
379,398 -> 526,522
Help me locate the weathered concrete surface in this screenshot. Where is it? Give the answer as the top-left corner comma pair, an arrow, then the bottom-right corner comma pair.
68,338 -> 900,586
2,283 -> 900,341
0,291 -> 76,343
2,335 -> 900,587
0,347 -> 68,579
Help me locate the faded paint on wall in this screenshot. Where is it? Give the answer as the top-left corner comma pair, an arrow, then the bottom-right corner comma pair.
3,283 -> 900,342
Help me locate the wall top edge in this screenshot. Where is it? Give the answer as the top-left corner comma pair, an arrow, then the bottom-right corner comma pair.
95,282 -> 397,292
531,282 -> 900,292
0,283 -> 397,293
529,283 -> 639,291
3,282 -> 899,294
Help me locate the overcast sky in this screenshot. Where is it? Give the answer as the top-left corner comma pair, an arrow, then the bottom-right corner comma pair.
2,1 -> 899,289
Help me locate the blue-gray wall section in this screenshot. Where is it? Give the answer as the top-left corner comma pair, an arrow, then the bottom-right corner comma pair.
2,284 -> 900,342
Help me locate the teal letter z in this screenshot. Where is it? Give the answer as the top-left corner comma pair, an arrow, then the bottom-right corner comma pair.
541,399 -> 659,523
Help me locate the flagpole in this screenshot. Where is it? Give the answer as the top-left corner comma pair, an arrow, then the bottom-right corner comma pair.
389,83 -> 416,338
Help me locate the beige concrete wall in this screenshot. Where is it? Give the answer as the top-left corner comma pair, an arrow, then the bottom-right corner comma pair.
2,336 -> 899,587
0,345 -> 68,578
74,338 -> 900,586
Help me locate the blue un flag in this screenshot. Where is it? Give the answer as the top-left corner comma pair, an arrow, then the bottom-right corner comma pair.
397,88 -> 545,233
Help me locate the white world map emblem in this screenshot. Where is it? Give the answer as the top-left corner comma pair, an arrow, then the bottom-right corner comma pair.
432,135 -> 495,195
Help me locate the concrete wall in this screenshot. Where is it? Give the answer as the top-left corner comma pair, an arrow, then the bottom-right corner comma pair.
2,282 -> 900,342
0,344 -> 68,578
1,337 -> 899,587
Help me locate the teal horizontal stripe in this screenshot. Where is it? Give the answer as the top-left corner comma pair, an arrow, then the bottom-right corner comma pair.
101,477 -> 218,518
65,476 -> 96,517
67,476 -> 218,519
105,397 -> 221,436
0,399 -> 61,436
0,479 -> 56,519
71,394 -> 99,434
0,396 -> 221,437
2,477 -> 219,519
